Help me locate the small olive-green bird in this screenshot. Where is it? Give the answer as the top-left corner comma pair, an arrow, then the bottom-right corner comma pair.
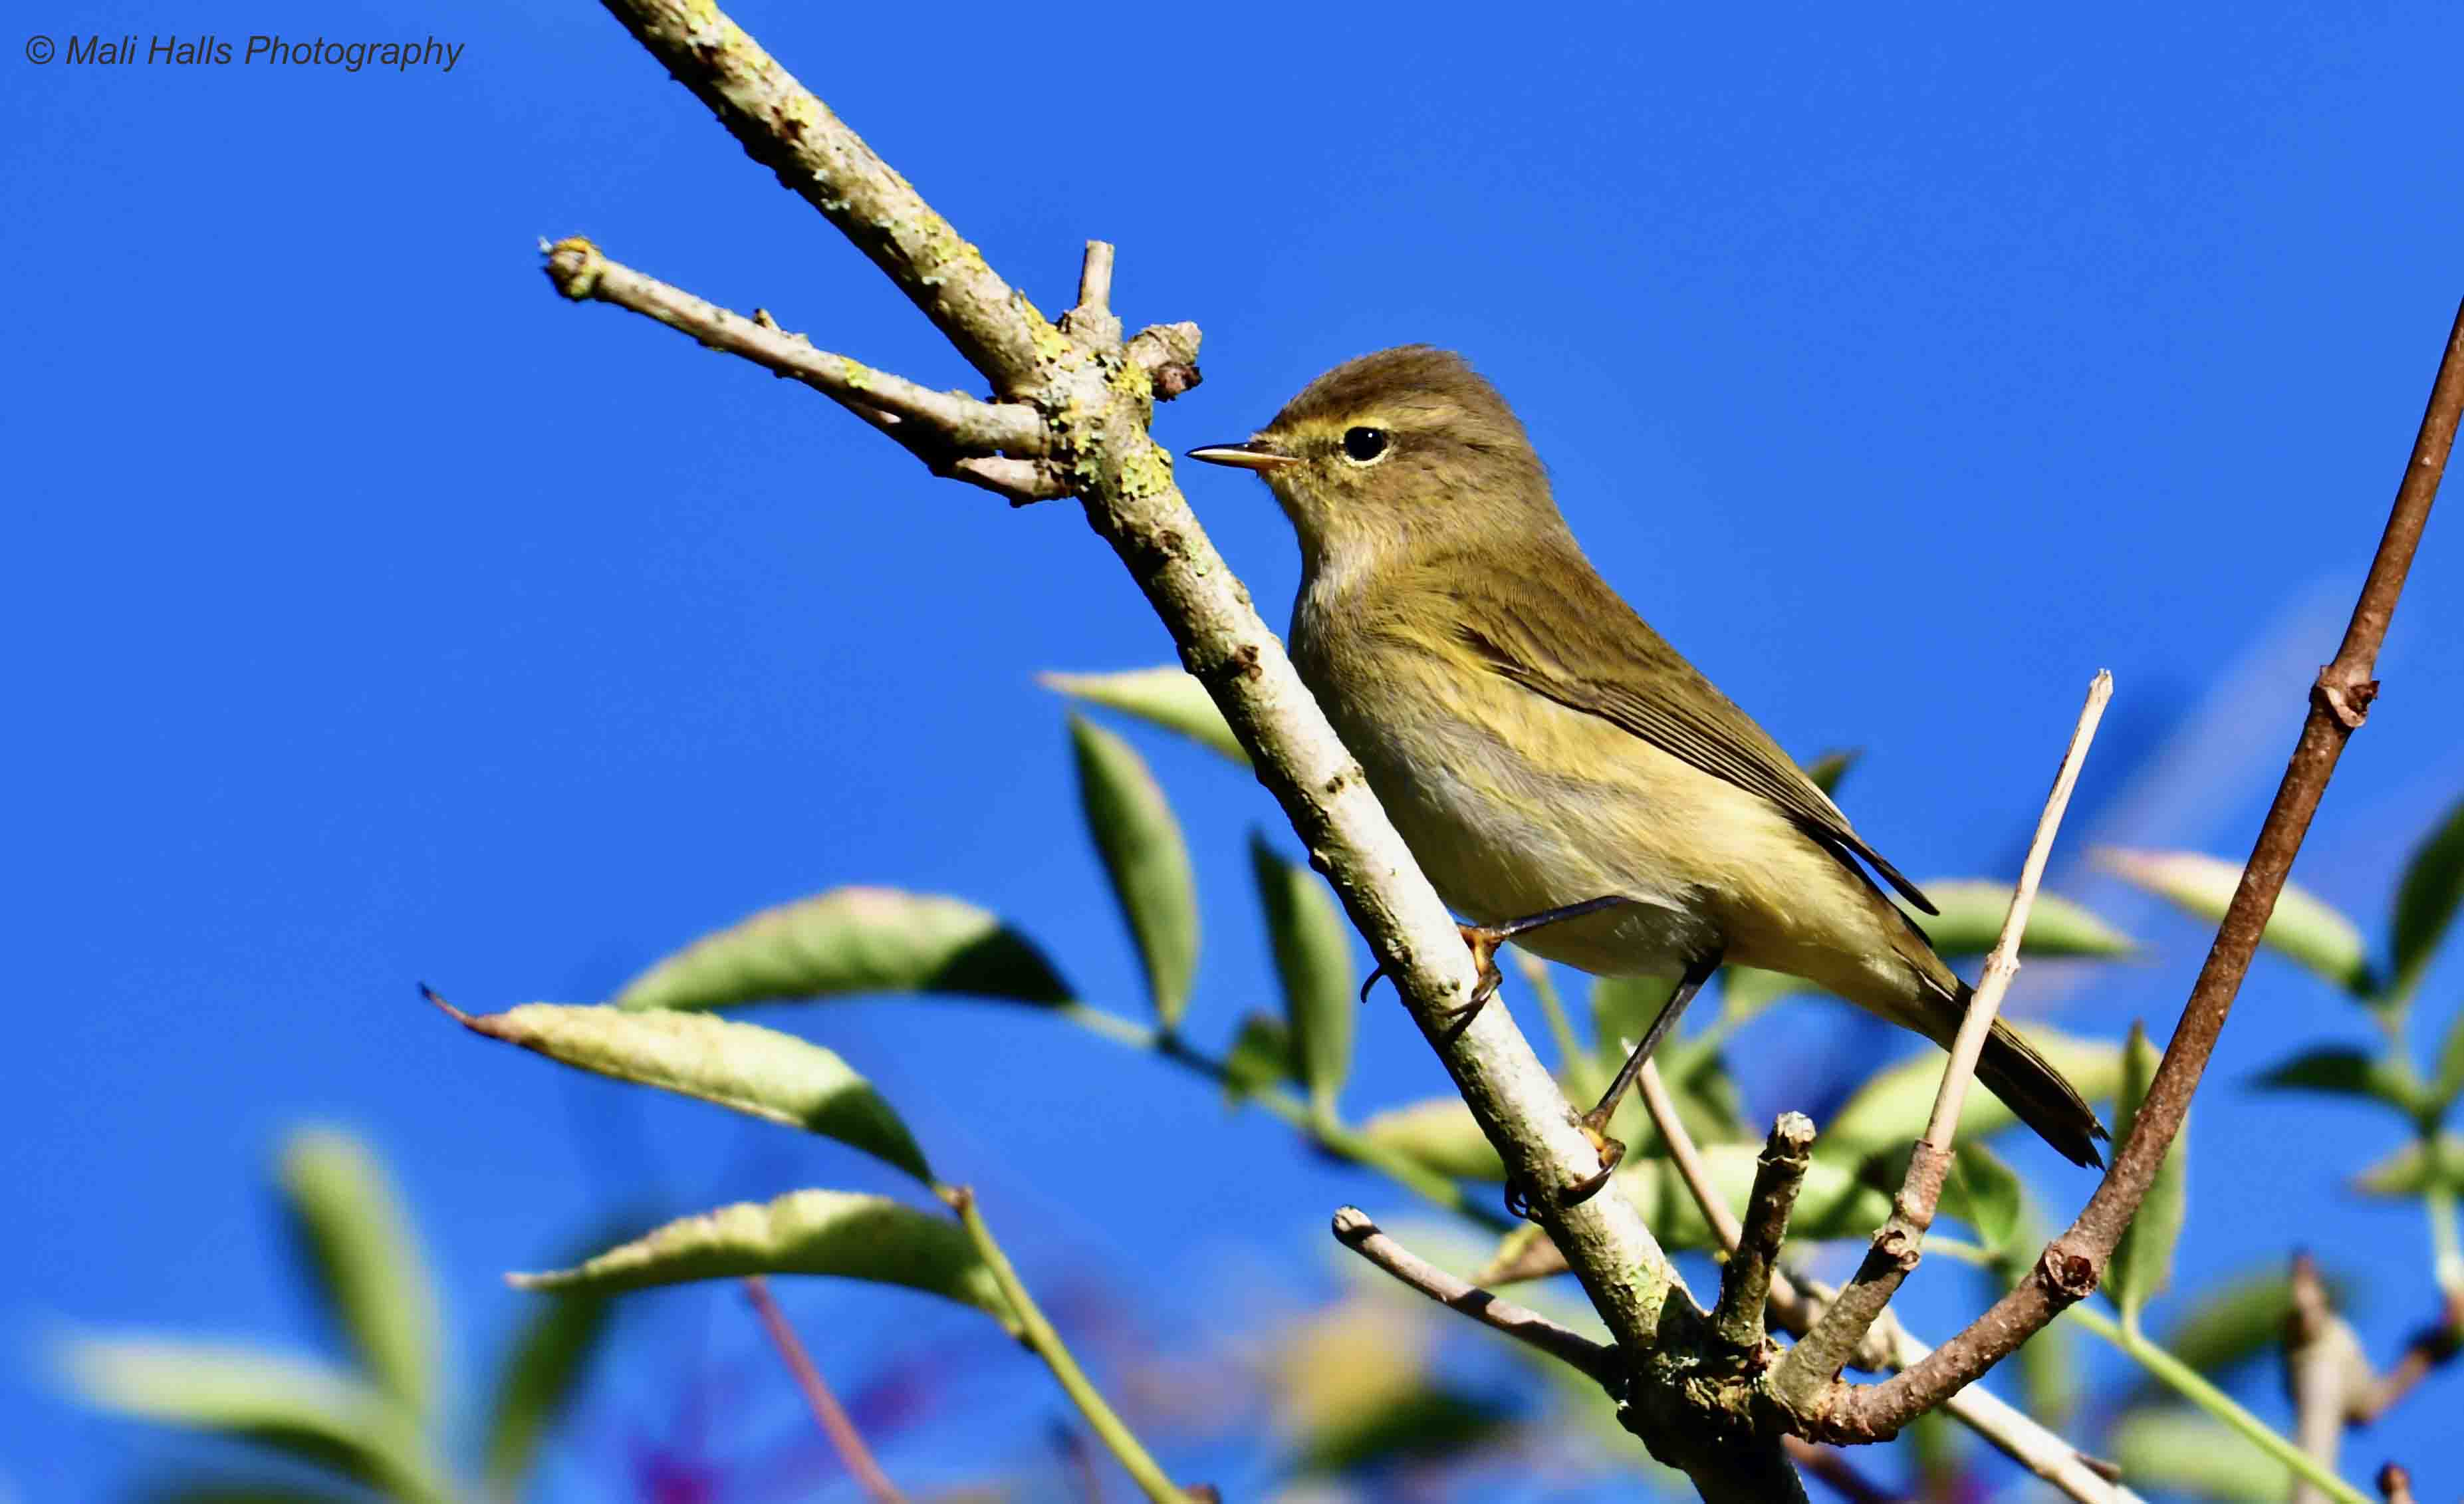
1190,346 -> 2104,1207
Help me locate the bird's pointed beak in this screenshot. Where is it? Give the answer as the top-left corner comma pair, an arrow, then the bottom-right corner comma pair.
1185,439 -> 1300,472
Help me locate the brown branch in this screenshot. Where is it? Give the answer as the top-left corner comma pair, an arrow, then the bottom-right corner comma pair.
1330,1207 -> 1621,1387
1775,671 -> 2112,1411
1807,294 -> 2464,1441
2284,1249 -> 2464,1504
743,1276 -> 906,1504
2375,1462 -> 2417,1504
540,236 -> 1062,503
1714,1113 -> 1816,1354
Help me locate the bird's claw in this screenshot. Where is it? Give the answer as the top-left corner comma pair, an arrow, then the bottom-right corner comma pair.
1503,1120 -> 1626,1222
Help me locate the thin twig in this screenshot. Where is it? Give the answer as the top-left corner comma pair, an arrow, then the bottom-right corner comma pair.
1636,1027 -> 2134,1502
742,1276 -> 906,1504
1811,295 -> 2464,1441
1777,670 -> 2113,1409
1783,1436 -> 1904,1504
945,1188 -> 1199,1504
1330,1206 -> 1620,1387
2376,1462 -> 2417,1503
1713,1113 -> 1816,1353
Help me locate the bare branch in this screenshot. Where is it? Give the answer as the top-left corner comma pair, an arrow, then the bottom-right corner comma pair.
1714,1112 -> 1816,1354
2284,1249 -> 2464,1504
1331,1206 -> 1620,1387
743,1276 -> 906,1504
1777,670 -> 2112,1410
2376,1462 -> 2417,1504
1814,295 -> 2464,1440
1126,321 -> 1203,400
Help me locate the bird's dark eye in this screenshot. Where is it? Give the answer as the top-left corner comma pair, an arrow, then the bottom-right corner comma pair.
1342,426 -> 1390,463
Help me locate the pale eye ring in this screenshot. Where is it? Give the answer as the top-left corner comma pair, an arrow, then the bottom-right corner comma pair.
1340,426 -> 1391,464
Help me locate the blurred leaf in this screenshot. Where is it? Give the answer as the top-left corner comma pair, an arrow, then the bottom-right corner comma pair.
1906,880 -> 2138,959
1590,981 -> 1748,1145
1269,1297 -> 1509,1475
57,1338 -> 447,1504
1069,715 -> 1201,1028
1822,1029 -> 2122,1159
1718,966 -> 1804,1023
2352,1134 -> 2464,1197
1039,666 -> 1248,765
136,1485 -> 368,1504
1720,891 -> 2129,1025
1293,1385 -> 1511,1475
1358,1098 -> 1505,1182
2391,793 -> 2464,1002
1619,1143 -> 1894,1252
481,1223 -> 633,1493
2109,1408 -> 2283,1501
1947,1142 -> 2023,1251
2098,848 -> 2378,999
1590,975 -> 1676,1068
511,1190 -> 1018,1332
275,1130 -> 441,1428
1801,748 -> 1860,795
1223,1013 -> 1297,1104
2254,1045 -> 2429,1119
2108,1023 -> 2187,1322
2437,1006 -> 2464,1108
435,997 -> 931,1182
2152,1267 -> 2306,1381
1249,832 -> 1356,1118
610,887 -> 1068,1012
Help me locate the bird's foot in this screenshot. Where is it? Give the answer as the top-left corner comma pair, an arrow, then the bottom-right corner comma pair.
1356,920 -> 1511,1025
1504,1116 -> 1626,1223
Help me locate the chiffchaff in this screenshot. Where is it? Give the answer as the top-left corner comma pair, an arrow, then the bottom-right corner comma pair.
1190,346 -> 2103,1206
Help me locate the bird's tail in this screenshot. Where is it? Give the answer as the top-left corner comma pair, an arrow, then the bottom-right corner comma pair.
1959,982 -> 2108,1168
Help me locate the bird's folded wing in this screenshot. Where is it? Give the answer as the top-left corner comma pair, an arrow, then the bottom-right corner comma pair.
1451,592 -> 1939,917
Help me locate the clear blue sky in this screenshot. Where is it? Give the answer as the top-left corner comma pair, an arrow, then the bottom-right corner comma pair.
7,2 -> 2463,1499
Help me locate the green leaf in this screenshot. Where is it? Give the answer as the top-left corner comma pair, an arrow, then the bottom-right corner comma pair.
1068,715 -> 1200,1029
1902,881 -> 2137,959
56,1338 -> 449,1504
1588,979 -> 1748,1144
135,1485 -> 368,1504
1358,1097 -> 1506,1182
1822,1029 -> 2122,1158
2098,847 -> 2379,999
610,887 -> 1069,1013
2437,1006 -> 2464,1108
2254,1045 -> 2429,1119
1038,666 -> 1248,765
434,996 -> 932,1182
1947,1142 -> 2023,1251
1719,966 -> 1805,1023
1221,1012 -> 1297,1104
1619,1144 -> 1895,1252
2108,1023 -> 2188,1322
2109,1408 -> 2284,1502
1294,1384 -> 1511,1475
509,1190 -> 1018,1332
275,1130 -> 441,1429
1249,832 -> 1356,1118
1590,975 -> 1677,1070
2143,1265 -> 2337,1390
481,1222 -> 632,1493
2352,1134 -> 2464,1197
1801,748 -> 1860,795
2391,793 -> 2464,1002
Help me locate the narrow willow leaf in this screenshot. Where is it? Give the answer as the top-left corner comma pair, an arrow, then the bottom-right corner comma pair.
1801,748 -> 1860,795
435,995 -> 931,1182
1249,832 -> 1356,1117
2390,793 -> 2464,1002
2109,1408 -> 2285,1502
510,1190 -> 1017,1332
1068,715 -> 1200,1028
275,1130 -> 441,1428
2351,1134 -> 2464,1197
610,887 -> 1069,1013
2253,1045 -> 2429,1119
1947,1142 -> 2023,1251
2140,1265 -> 2341,1396
2098,848 -> 2378,999
1222,1012 -> 1297,1105
1038,666 -> 1249,765
2437,1006 -> 2464,1108
140,1485 -> 367,1504
481,1284 -> 613,1493
2108,1023 -> 2187,1321
1718,966 -> 1804,1023
1590,975 -> 1677,1072
1821,1029 -> 2122,1158
1618,1144 -> 1895,1252
1588,981 -> 1749,1145
1904,881 -> 2136,959
1358,1097 -> 1506,1182
56,1338 -> 447,1504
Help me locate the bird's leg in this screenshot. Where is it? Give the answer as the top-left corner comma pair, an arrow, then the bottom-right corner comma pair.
1358,896 -> 1630,1026
1506,949 -> 1723,1222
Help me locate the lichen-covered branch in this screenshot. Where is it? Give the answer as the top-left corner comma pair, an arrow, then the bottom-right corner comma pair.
568,1 -> 1801,1494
